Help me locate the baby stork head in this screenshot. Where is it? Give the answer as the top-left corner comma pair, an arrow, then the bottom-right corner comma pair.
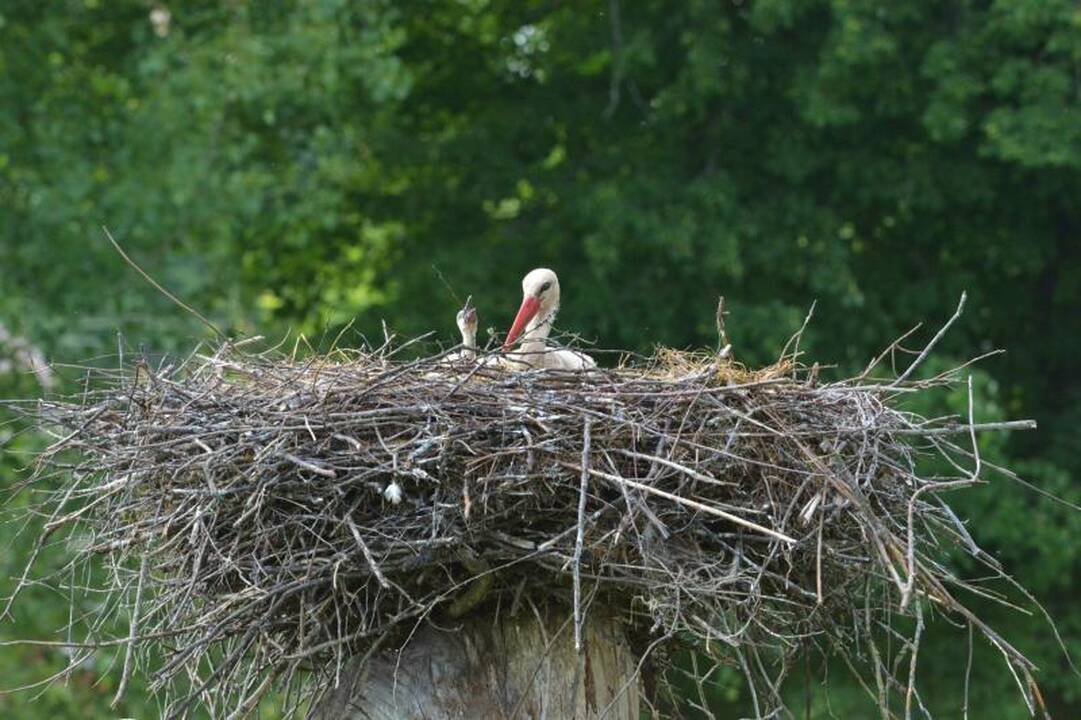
455,296 -> 478,340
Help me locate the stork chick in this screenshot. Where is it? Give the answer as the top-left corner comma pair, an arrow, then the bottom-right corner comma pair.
426,299 -> 484,382
444,298 -> 479,363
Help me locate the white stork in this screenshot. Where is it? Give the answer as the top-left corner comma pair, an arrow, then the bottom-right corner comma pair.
501,268 -> 596,370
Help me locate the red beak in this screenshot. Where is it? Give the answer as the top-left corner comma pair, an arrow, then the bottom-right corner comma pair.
503,295 -> 541,350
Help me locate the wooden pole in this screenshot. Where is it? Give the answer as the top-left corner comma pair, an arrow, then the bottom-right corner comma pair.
314,606 -> 640,720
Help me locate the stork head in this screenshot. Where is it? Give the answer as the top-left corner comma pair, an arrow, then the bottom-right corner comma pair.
456,297 -> 478,337
503,268 -> 560,350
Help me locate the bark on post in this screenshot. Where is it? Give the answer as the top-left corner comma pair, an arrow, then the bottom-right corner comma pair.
314,607 -> 640,720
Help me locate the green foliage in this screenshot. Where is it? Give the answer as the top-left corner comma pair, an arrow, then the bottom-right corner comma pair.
1,0 -> 1078,716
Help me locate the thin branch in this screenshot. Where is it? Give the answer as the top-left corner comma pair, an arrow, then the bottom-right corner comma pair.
102,225 -> 226,339
893,292 -> 966,385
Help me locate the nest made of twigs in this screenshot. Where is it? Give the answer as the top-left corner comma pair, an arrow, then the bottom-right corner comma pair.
12,335 -> 1048,719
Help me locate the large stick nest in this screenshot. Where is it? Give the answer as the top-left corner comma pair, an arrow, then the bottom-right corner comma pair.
13,331 -> 1048,718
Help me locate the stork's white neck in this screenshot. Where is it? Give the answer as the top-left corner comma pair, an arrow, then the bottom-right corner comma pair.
518,307 -> 556,354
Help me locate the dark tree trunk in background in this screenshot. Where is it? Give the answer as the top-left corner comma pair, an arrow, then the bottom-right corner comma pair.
314,607 -> 640,719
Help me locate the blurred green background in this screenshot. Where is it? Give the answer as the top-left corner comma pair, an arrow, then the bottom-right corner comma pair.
1,0 -> 1079,717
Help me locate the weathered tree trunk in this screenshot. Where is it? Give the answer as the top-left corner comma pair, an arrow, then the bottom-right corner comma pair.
314,607 -> 640,719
